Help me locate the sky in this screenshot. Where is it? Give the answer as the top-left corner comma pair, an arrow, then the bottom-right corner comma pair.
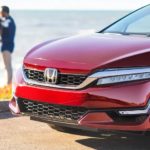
0,0 -> 150,10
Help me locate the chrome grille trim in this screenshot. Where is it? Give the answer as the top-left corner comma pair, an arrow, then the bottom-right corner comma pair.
22,67 -> 97,90
23,66 -> 150,89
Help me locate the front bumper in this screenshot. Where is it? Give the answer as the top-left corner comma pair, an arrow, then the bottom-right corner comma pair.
10,96 -> 150,132
9,68 -> 150,131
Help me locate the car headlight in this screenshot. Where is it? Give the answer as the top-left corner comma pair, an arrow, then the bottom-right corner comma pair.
90,67 -> 150,85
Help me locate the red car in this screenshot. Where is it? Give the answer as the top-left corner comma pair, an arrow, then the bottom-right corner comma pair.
10,5 -> 150,133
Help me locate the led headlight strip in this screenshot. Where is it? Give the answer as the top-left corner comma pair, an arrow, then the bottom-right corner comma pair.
89,67 -> 150,85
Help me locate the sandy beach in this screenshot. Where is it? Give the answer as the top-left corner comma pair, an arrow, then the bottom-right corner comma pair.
0,100 -> 150,150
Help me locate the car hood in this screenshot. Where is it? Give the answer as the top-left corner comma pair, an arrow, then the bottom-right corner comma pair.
24,33 -> 150,74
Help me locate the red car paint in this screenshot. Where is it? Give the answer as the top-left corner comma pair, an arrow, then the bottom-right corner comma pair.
10,5 -> 150,132
24,34 -> 150,74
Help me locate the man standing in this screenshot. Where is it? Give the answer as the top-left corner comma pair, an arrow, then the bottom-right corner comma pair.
0,6 -> 16,85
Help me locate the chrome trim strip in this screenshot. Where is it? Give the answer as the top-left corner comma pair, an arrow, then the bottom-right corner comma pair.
24,66 -> 85,76
90,67 -> 150,78
22,67 -> 97,90
119,103 -> 150,115
22,67 -> 150,90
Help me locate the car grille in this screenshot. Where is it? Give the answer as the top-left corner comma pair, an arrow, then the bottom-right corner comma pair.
18,99 -> 89,124
24,68 -> 87,86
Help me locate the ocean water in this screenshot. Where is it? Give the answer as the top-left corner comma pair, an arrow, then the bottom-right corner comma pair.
0,10 -> 129,86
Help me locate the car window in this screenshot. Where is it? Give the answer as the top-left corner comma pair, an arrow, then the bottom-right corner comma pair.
126,15 -> 150,33
102,5 -> 150,36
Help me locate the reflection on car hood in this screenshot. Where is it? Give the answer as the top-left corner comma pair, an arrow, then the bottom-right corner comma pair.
24,33 -> 150,74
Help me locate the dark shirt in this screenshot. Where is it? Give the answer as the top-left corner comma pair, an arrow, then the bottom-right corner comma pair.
1,16 -> 16,43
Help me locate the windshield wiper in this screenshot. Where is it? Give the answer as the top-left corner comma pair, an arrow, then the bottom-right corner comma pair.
121,32 -> 150,37
103,32 -> 129,35
104,32 -> 150,37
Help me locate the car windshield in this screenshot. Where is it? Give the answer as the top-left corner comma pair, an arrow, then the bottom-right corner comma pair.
102,5 -> 150,36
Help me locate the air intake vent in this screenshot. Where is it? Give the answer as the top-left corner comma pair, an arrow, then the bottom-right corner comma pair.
18,98 -> 89,124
